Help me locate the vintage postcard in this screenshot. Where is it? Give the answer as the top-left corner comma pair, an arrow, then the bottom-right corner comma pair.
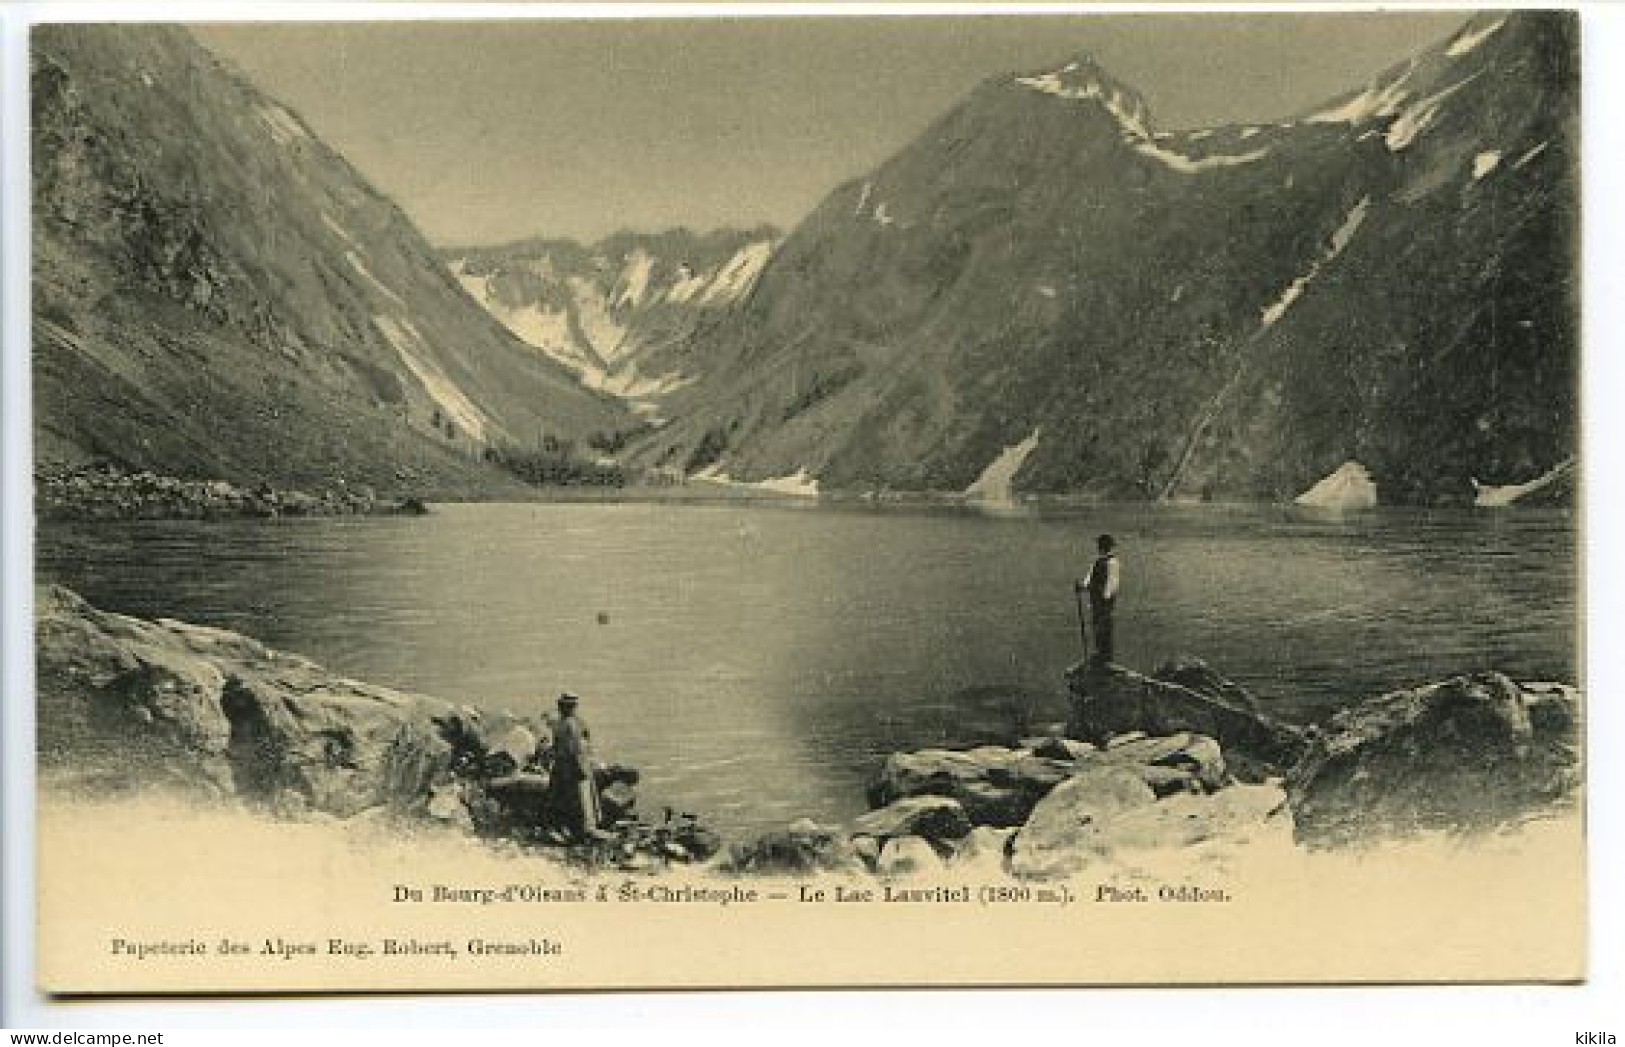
26,5 -> 1584,994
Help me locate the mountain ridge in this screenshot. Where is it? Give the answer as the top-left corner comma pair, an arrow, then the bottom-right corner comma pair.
442,226 -> 780,422
620,11 -> 1578,506
32,24 -> 629,498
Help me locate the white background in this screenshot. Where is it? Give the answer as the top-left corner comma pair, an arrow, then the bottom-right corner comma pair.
3,2 -> 1621,1039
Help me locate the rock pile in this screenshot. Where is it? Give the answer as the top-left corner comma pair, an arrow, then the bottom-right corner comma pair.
35,585 -> 718,870
730,659 -> 1582,880
36,464 -> 430,521
832,724 -> 1290,880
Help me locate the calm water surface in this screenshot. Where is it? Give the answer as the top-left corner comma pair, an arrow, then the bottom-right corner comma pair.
37,501 -> 1577,834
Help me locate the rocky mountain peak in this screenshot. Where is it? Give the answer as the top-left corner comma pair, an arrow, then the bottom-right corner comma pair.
1009,51 -> 1154,139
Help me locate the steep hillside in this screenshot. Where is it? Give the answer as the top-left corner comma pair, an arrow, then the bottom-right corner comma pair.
444,227 -> 778,422
32,25 -> 628,497
627,12 -> 1578,505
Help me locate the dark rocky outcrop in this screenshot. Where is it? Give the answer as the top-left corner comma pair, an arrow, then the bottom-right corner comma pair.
37,464 -> 435,522
1066,661 -> 1308,781
1286,673 -> 1582,846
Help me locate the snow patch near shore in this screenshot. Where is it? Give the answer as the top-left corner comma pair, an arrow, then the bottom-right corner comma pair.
690,465 -> 820,498
753,470 -> 821,498
965,429 -> 1040,504
1295,461 -> 1377,511
1472,457 -> 1575,507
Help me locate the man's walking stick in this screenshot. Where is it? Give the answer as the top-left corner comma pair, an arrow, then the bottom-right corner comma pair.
1073,582 -> 1090,661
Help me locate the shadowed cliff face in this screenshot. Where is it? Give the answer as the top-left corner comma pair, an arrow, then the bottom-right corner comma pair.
627,12 -> 1578,506
32,25 -> 628,497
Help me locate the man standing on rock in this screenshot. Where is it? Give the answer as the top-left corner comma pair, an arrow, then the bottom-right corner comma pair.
1077,534 -> 1120,666
549,692 -> 603,841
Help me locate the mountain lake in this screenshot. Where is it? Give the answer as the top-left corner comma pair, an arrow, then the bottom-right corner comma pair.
36,499 -> 1578,835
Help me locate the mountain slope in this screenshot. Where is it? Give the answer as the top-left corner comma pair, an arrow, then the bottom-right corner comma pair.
627,12 -> 1578,505
32,25 -> 628,497
443,227 -> 778,421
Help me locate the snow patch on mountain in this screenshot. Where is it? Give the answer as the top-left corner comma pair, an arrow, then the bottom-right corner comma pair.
321,213 -> 358,248
373,315 -> 491,443
1386,74 -> 1480,151
1306,70 -> 1413,125
258,105 -> 308,144
1016,64 -> 1151,139
614,249 -> 654,309
568,276 -> 629,360
665,265 -> 708,304
700,241 -> 773,305
1471,151 -> 1502,181
451,263 -> 585,367
965,429 -> 1040,503
582,366 -> 693,400
346,251 -> 403,306
1295,461 -> 1377,510
1261,197 -> 1371,327
873,201 -> 896,228
1447,17 -> 1508,57
1133,140 -> 1270,175
1514,141 -> 1550,169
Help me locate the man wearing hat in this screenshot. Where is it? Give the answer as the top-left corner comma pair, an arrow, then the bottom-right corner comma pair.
549,692 -> 602,841
1075,533 -> 1120,666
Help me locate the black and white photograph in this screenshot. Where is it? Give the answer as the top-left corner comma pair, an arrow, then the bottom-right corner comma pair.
12,2 -> 1596,1000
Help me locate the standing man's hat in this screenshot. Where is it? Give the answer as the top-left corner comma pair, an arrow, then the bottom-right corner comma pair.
557,691 -> 581,706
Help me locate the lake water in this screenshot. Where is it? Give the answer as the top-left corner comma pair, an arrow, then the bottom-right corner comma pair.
36,500 -> 1578,835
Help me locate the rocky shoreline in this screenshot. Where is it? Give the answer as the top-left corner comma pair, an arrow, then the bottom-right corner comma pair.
36,586 -> 1582,879
36,465 -> 431,522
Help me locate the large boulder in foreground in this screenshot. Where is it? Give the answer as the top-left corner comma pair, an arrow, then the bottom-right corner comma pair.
720,819 -> 862,876
1066,662 -> 1307,780
1008,765 -> 1157,879
852,795 -> 973,842
868,747 -> 1076,827
1287,673 -> 1581,846
37,585 -> 567,823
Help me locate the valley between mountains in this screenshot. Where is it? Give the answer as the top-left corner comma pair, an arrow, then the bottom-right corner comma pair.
33,12 -> 1577,508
